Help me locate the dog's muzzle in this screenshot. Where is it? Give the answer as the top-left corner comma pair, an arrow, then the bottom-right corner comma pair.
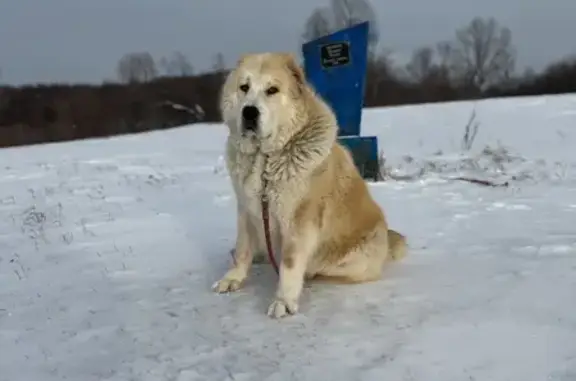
241,105 -> 260,132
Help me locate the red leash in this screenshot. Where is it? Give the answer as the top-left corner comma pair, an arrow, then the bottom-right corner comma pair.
229,182 -> 279,275
260,193 -> 279,274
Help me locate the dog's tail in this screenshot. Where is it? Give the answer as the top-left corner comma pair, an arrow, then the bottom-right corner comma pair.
387,229 -> 407,260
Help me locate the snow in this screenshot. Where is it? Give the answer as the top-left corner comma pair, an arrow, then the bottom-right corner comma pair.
1,94 -> 576,380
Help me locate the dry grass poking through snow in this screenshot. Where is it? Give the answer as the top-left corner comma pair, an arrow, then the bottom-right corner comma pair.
377,109 -> 576,186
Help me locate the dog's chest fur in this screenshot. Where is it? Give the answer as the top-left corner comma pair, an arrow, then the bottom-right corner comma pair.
225,139 -> 310,223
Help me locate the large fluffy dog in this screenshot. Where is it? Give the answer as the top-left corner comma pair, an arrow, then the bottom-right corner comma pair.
213,52 -> 407,318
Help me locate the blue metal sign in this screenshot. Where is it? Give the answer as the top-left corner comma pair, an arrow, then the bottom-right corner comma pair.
301,21 -> 380,180
302,21 -> 369,137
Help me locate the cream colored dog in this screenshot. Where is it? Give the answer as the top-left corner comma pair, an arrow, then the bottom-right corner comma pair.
213,52 -> 407,318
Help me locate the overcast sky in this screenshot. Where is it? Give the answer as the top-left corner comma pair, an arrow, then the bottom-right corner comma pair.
0,0 -> 574,85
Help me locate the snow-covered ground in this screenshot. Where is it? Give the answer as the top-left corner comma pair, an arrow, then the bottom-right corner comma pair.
1,94 -> 576,381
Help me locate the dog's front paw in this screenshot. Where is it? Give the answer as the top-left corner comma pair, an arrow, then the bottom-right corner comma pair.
212,269 -> 246,293
267,298 -> 298,319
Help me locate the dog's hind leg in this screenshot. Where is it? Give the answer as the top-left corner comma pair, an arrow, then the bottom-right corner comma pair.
310,228 -> 391,284
311,252 -> 385,284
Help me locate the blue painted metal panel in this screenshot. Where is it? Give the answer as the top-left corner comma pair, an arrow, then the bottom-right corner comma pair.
338,135 -> 380,180
301,21 -> 380,180
301,21 -> 369,137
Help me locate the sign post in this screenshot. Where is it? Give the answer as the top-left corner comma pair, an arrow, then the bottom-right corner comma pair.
301,21 -> 379,180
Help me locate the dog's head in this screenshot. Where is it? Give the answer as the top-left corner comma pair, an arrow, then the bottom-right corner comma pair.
220,52 -> 309,153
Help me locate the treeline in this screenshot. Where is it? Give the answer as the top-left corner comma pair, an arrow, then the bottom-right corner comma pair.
0,71 -> 224,147
0,0 -> 575,148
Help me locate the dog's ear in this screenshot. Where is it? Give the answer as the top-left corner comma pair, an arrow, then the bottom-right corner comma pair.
281,53 -> 305,92
237,53 -> 261,68
283,53 -> 306,94
236,54 -> 250,67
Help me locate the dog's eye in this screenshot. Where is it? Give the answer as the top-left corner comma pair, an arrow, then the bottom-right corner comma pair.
266,86 -> 279,96
239,84 -> 250,93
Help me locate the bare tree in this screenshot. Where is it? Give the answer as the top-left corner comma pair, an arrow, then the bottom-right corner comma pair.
210,53 -> 228,87
436,42 -> 454,69
330,0 -> 379,49
212,53 -> 226,73
432,41 -> 464,84
0,68 -> 7,118
117,52 -> 158,83
449,17 -> 516,90
160,51 -> 194,76
406,47 -> 435,83
301,0 -> 379,50
302,6 -> 332,42
520,67 -> 536,82
365,48 -> 395,101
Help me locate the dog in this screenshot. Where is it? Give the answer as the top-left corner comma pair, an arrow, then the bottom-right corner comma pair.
212,52 -> 407,318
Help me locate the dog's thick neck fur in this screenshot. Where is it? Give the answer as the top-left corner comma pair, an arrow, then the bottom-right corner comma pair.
263,109 -> 337,184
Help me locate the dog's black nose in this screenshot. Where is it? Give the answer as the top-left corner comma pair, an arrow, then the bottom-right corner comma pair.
242,105 -> 260,123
